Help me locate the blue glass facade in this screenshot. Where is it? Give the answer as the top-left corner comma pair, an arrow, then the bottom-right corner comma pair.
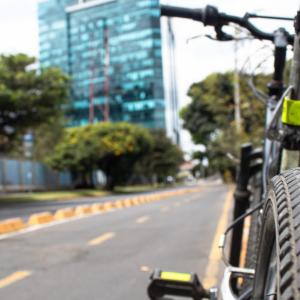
38,0 -> 167,130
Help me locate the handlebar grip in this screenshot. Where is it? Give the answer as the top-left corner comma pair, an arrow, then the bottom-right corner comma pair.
161,5 -> 203,22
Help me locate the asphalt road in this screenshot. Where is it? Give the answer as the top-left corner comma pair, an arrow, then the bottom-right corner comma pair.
0,184 -> 230,300
0,186 -> 197,221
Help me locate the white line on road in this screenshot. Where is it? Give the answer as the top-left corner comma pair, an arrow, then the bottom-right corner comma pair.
136,216 -> 150,224
0,210 -> 116,241
0,190 -> 205,242
0,271 -> 32,289
140,266 -> 152,273
174,202 -> 181,207
88,232 -> 116,246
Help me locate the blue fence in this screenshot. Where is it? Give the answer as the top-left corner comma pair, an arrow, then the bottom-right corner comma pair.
0,158 -> 72,192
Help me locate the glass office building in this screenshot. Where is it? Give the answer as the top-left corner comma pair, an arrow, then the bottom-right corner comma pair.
38,0 -> 179,142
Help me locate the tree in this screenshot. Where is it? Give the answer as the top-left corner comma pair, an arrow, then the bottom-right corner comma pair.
96,122 -> 153,190
31,116 -> 66,161
45,125 -> 100,187
0,54 -> 69,151
181,71 -> 270,179
46,122 -> 153,190
133,130 -> 184,183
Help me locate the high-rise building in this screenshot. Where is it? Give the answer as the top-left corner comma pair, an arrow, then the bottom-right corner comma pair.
38,0 -> 180,143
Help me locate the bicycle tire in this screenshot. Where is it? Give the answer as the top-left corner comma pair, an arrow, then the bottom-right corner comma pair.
253,168 -> 300,299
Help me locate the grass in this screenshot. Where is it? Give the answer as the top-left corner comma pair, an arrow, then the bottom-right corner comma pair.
114,183 -> 177,194
0,189 -> 110,204
0,184 -> 178,204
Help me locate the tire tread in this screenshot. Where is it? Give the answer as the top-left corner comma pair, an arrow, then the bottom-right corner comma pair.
272,169 -> 300,299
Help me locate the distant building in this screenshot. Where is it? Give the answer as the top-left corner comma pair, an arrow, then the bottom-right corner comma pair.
38,0 -> 180,143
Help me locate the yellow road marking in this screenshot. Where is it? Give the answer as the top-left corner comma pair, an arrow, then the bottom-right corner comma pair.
203,186 -> 234,288
136,216 -> 150,224
0,271 -> 31,289
160,206 -> 170,213
88,232 -> 115,246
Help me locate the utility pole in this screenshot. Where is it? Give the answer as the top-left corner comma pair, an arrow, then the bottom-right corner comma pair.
89,20 -> 110,123
103,21 -> 110,122
89,67 -> 96,124
233,28 -> 242,134
89,29 -> 96,124
167,18 -> 180,145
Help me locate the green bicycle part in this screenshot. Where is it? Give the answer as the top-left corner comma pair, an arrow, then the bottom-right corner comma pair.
282,98 -> 300,126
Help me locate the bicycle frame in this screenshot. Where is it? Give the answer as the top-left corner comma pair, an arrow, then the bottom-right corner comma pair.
221,25 -> 295,300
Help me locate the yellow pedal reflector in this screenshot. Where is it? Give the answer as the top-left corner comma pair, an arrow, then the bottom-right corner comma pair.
160,272 -> 192,282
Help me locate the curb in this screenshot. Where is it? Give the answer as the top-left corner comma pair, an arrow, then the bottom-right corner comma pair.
91,203 -> 105,213
131,198 -> 140,206
0,187 -> 202,236
54,208 -> 75,220
0,218 -> 26,234
102,202 -> 113,211
122,199 -> 133,207
75,205 -> 92,216
28,212 -> 54,226
113,200 -> 124,209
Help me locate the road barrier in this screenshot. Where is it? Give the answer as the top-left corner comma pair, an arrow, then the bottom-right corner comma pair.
122,199 -> 133,207
113,200 -> 124,209
54,208 -> 75,220
0,218 -> 25,234
0,187 -> 202,236
28,212 -> 54,226
75,205 -> 92,216
132,198 -> 140,206
102,202 -> 114,211
91,203 -> 105,213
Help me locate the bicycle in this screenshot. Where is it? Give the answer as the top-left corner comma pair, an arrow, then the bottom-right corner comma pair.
147,4 -> 300,300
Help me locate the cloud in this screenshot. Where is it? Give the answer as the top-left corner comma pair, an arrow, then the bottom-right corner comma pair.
0,0 -> 39,55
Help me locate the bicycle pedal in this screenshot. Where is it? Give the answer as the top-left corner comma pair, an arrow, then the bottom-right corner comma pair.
147,269 -> 209,300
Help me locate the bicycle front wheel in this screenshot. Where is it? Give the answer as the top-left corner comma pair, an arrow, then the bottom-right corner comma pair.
253,168 -> 300,299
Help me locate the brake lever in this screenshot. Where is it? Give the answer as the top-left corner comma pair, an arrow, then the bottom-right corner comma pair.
215,26 -> 234,41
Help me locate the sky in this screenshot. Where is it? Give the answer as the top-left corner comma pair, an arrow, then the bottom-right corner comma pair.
0,0 -> 298,152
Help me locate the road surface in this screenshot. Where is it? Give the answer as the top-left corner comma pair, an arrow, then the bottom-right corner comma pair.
0,186 -> 196,221
0,184 -> 230,300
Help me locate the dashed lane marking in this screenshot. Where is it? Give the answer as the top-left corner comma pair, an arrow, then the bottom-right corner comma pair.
88,232 -> 116,246
0,271 -> 32,289
140,266 -> 151,273
0,188 -> 203,240
136,216 -> 150,224
0,210 -> 116,241
203,186 -> 234,288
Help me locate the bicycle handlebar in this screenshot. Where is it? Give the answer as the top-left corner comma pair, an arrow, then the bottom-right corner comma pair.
161,5 -> 294,45
160,6 -> 203,22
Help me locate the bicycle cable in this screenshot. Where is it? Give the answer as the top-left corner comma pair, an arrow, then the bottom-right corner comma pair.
219,201 -> 264,267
